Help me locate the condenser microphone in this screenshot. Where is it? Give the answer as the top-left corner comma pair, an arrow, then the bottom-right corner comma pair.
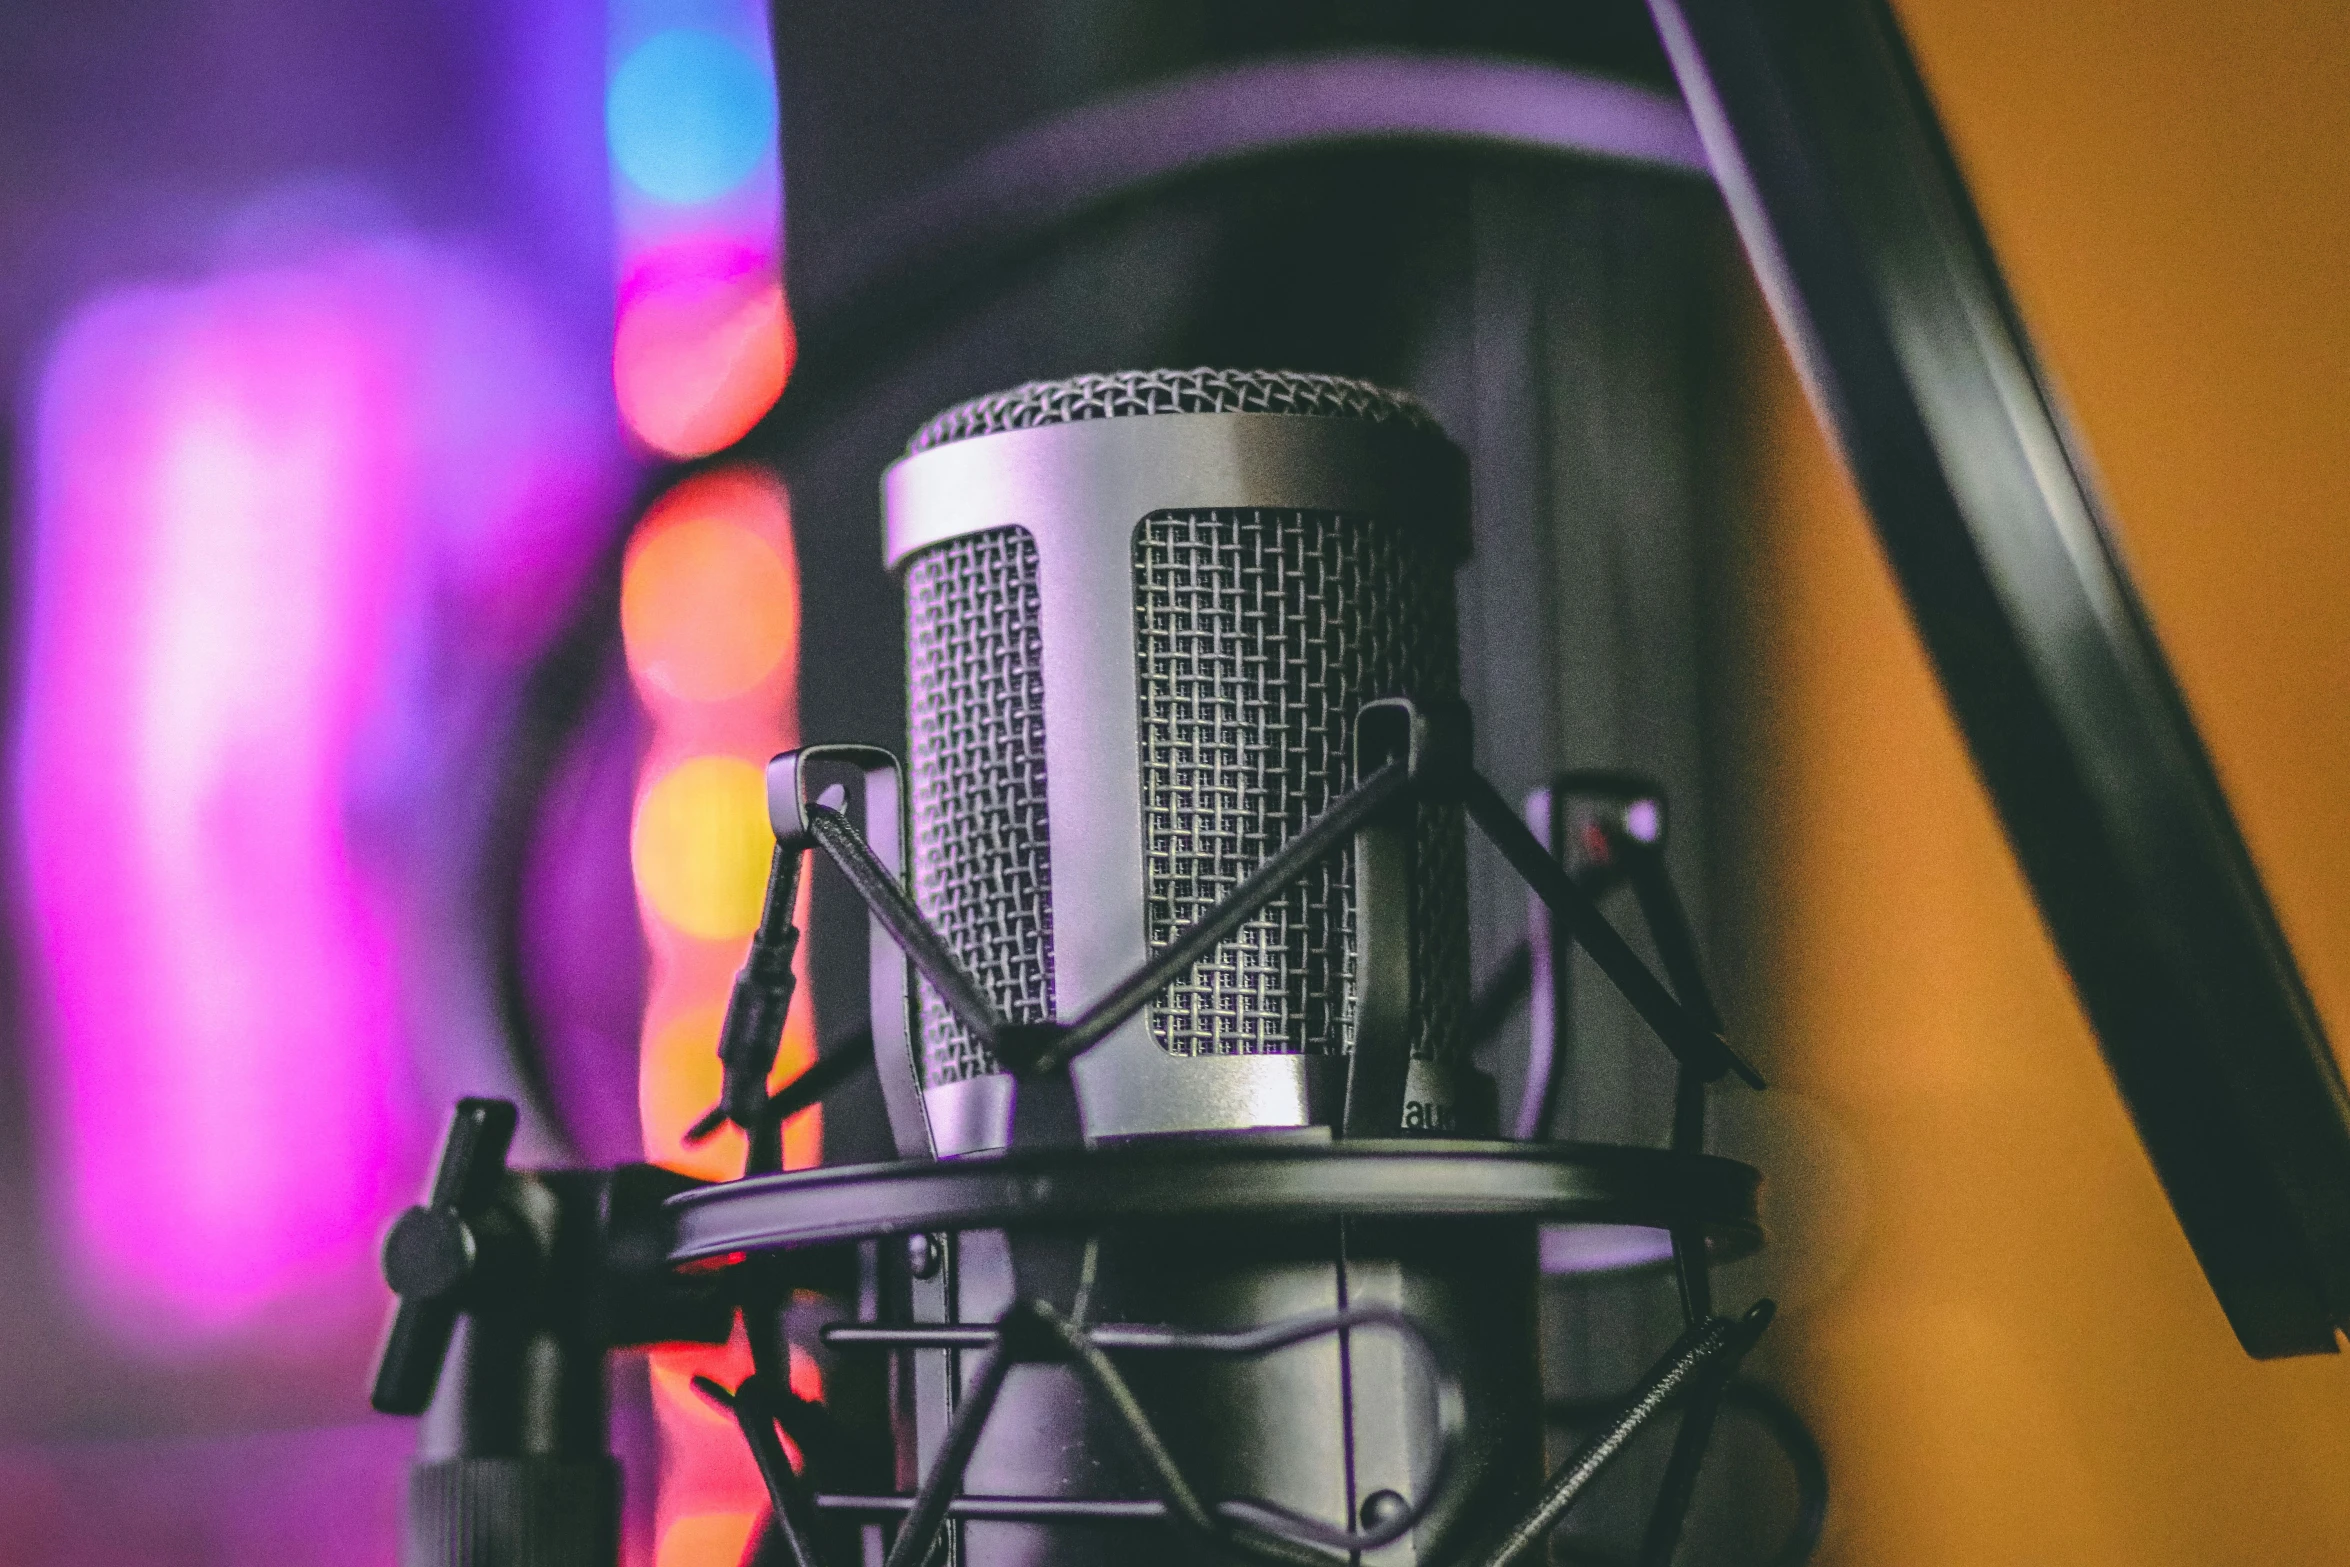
850,370 -> 1542,1567
369,369 -> 1773,1567
883,367 -> 1483,1154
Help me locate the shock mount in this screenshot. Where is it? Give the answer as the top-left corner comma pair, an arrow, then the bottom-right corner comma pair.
373,700 -> 1815,1567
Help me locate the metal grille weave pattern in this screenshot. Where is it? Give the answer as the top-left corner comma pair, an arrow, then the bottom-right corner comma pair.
905,526 -> 1054,1087
1135,508 -> 1469,1062
907,368 -> 1444,454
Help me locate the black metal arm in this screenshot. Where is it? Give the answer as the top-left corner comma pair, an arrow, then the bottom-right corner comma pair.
696,1376 -> 829,1567
1468,1303 -> 1776,1567
735,703 -> 1759,1122
1461,772 -> 1759,1091
774,1298 -> 1473,1567
757,1294 -> 1773,1567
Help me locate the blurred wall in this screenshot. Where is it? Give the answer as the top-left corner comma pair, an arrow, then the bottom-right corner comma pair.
1722,0 -> 2350,1560
0,1 -> 644,1559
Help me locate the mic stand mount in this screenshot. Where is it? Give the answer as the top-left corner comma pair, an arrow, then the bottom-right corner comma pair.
371,1100 -> 735,1566
374,699 -> 1802,1567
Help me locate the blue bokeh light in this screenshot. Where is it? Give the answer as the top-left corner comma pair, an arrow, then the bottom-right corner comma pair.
607,29 -> 776,205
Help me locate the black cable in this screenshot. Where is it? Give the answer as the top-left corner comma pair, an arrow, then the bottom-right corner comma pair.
1468,939 -> 1534,1051
1544,1380 -> 1826,1567
1469,1305 -> 1772,1567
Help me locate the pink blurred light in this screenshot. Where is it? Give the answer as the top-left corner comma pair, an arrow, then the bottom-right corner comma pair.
17,229 -> 624,1340
613,238 -> 792,458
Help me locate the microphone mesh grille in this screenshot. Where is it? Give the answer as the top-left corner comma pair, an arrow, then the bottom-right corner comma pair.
905,526 -> 1057,1087
906,367 -> 1444,454
1135,508 -> 1468,1063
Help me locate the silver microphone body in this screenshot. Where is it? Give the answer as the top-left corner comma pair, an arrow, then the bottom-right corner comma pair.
884,369 -> 1480,1153
867,373 -> 1539,1567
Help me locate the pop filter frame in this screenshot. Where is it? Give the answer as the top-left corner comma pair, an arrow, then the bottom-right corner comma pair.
1647,0 -> 2350,1357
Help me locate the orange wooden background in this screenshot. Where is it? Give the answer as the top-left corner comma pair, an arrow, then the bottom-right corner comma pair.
1718,1 -> 2350,1559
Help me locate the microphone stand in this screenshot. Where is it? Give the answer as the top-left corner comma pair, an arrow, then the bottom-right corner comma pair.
372,1101 -> 733,1567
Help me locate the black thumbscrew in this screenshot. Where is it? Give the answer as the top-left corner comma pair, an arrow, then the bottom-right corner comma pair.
370,1098 -> 521,1415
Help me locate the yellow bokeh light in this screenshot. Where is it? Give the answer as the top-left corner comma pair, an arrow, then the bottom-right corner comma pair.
622,511 -> 796,704
632,754 -> 773,940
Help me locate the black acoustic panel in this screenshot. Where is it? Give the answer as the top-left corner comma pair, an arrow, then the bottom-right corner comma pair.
1649,0 -> 2350,1354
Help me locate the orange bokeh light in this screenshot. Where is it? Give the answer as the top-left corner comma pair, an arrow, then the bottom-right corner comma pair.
624,467 -> 795,713
610,33 -> 805,1552
623,513 -> 796,703
648,1332 -> 822,1441
641,1004 -> 735,1183
640,995 -> 817,1181
645,1327 -> 810,1563
655,1511 -> 759,1567
614,248 -> 794,459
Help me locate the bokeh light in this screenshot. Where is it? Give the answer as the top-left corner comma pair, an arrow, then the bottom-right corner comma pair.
636,997 -> 812,1181
655,1512 -> 759,1567
623,465 -> 796,709
609,4 -> 799,1552
623,514 -> 796,702
622,463 -> 808,1563
644,1325 -> 780,1567
631,754 -> 773,939
641,1004 -> 730,1180
607,29 -> 776,205
613,246 -> 794,459
647,1330 -> 817,1470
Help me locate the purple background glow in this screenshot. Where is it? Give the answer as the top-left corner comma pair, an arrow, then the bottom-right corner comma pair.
18,226 -> 627,1341
0,2 -> 650,1556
